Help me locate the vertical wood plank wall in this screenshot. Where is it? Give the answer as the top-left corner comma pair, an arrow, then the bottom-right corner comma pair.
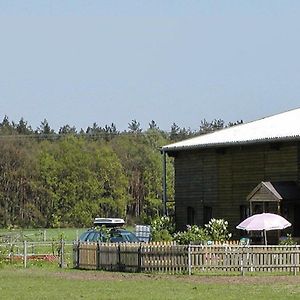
173,142 -> 299,236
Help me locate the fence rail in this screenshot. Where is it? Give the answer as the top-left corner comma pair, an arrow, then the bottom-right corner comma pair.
74,242 -> 300,275
0,240 -> 74,268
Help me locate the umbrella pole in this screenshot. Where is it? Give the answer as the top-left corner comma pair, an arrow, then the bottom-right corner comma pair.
264,229 -> 267,245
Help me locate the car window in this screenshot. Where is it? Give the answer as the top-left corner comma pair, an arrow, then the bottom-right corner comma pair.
86,232 -> 97,241
110,230 -> 139,243
121,232 -> 139,242
79,231 -> 91,241
110,232 -> 123,242
80,228 -> 139,243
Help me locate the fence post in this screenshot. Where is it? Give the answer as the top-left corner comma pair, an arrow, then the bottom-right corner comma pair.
59,239 -> 64,268
96,241 -> 100,270
76,241 -> 80,268
118,244 -> 121,272
240,247 -> 245,276
23,240 -> 27,268
188,244 -> 192,275
137,243 -> 142,273
293,249 -> 297,276
72,241 -> 76,268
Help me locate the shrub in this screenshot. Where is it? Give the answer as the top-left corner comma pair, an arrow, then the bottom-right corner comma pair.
174,225 -> 208,245
174,219 -> 232,245
279,234 -> 297,245
205,219 -> 232,242
150,216 -> 175,241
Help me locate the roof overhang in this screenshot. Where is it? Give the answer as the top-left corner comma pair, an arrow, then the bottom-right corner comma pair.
162,108 -> 300,153
162,135 -> 300,153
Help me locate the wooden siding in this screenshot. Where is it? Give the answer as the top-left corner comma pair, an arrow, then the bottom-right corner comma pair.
173,142 -> 299,236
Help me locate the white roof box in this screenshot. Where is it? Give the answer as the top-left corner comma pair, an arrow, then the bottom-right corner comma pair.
93,218 -> 125,227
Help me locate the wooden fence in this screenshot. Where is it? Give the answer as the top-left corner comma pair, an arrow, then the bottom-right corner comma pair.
73,242 -> 300,275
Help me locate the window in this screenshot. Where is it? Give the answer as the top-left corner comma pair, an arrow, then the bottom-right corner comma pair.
240,205 -> 250,221
187,206 -> 195,225
203,206 -> 212,225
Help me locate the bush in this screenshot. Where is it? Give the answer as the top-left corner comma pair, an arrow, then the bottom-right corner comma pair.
150,216 -> 175,242
151,229 -> 173,242
174,219 -> 232,245
205,219 -> 232,242
279,234 -> 297,245
174,225 -> 208,245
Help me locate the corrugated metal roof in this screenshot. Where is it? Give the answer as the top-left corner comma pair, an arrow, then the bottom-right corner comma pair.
162,107 -> 300,152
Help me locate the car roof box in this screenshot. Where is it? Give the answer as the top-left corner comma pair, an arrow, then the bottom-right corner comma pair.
93,218 -> 125,227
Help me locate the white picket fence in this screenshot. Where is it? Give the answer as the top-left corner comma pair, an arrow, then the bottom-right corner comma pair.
74,242 -> 300,275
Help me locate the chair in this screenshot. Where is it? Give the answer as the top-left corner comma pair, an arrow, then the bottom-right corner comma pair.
239,237 -> 250,245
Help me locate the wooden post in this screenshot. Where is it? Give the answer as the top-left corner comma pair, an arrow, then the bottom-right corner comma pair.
162,150 -> 167,216
23,240 -> 27,268
118,244 -> 121,272
188,244 -> 192,275
96,241 -> 100,270
137,244 -> 142,273
76,241 -> 80,268
293,250 -> 297,276
59,239 -> 64,268
240,247 -> 245,276
73,241 -> 78,268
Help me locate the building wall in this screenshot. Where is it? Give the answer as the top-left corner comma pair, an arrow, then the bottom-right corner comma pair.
173,142 -> 299,236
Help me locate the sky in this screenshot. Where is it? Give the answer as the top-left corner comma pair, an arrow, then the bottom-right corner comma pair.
1,0 -> 300,132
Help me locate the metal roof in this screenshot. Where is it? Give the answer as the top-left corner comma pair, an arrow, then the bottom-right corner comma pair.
162,107 -> 300,152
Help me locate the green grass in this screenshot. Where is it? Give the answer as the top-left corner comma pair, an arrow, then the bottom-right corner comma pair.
0,266 -> 299,300
0,228 -> 87,242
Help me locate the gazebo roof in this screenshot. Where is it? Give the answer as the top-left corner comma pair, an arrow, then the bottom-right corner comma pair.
163,107 -> 300,152
247,181 -> 300,202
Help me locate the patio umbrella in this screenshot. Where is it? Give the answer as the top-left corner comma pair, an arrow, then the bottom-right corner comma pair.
236,213 -> 291,245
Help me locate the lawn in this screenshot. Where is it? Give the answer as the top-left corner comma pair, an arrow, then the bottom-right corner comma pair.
0,228 -> 88,242
0,266 -> 299,300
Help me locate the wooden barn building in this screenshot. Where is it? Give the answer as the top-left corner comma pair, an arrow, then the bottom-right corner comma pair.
162,108 -> 300,241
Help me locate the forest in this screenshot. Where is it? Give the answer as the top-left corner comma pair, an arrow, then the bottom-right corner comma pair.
0,116 -> 242,228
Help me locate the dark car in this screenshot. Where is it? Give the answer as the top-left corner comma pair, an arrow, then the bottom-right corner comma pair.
79,228 -> 140,243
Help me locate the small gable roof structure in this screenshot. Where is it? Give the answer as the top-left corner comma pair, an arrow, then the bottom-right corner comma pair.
163,108 -> 300,152
247,181 -> 300,203
247,181 -> 300,218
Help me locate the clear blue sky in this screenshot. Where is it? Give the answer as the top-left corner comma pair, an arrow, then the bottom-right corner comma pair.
1,0 -> 300,131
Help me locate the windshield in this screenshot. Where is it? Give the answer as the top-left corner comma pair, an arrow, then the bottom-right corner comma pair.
110,230 -> 140,243
80,229 -> 139,243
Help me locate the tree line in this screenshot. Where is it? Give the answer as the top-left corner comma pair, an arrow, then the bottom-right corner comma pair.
0,116 -> 242,228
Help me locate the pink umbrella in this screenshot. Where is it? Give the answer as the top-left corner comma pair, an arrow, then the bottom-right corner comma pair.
236,213 -> 291,245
